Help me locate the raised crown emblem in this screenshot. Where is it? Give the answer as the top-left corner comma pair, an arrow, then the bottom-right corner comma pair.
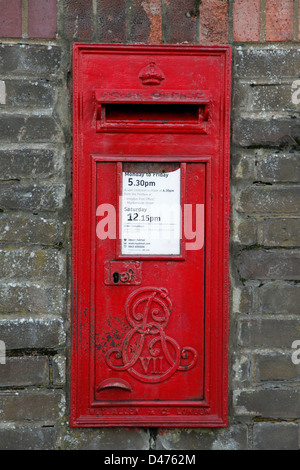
138,62 -> 165,86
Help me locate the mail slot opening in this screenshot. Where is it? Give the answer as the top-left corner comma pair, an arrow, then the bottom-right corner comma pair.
104,103 -> 204,123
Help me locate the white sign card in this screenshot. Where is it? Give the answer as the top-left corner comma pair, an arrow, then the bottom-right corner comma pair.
121,167 -> 181,255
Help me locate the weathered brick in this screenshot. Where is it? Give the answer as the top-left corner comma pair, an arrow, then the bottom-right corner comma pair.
250,84 -> 298,112
232,353 -> 251,386
299,7 -> 300,41
97,0 -> 126,43
52,355 -> 66,385
0,356 -> 49,387
0,0 -> 22,38
23,116 -> 64,143
0,149 -> 61,180
0,215 -> 64,246
238,249 -> 300,280
0,315 -> 65,350
139,0 -> 162,43
239,318 -> 300,349
0,116 -> 25,141
163,0 -> 199,44
231,152 -> 256,180
262,218 -> 300,247
234,389 -> 300,418
0,182 -> 65,211
265,0 -> 293,42
0,425 -> 57,450
253,422 -> 299,450
156,425 -> 248,450
28,0 -> 57,39
0,115 -> 64,143
256,153 -> 300,183
0,44 -> 61,77
3,80 -> 56,108
0,80 -> 5,105
254,353 -> 300,382
233,117 -> 300,147
63,0 -> 93,39
232,286 -> 253,314
233,0 -> 260,42
0,390 -> 64,422
59,428 -> 150,450
0,282 -> 65,315
199,0 -> 228,44
258,282 -> 300,314
232,218 -> 257,245
23,117 -> 64,143
126,0 -> 150,43
0,248 -> 66,282
234,48 -> 300,79
237,186 -> 300,214
232,81 -> 250,111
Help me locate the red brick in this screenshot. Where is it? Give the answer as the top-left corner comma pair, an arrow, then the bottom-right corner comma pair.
126,0 -> 162,44
126,0 -> 150,43
97,0 -> 126,43
163,0 -> 199,44
265,0 -> 293,42
199,0 -> 228,44
28,0 -> 57,39
141,0 -> 162,43
233,0 -> 260,42
0,0 -> 22,38
299,4 -> 300,41
64,0 -> 93,40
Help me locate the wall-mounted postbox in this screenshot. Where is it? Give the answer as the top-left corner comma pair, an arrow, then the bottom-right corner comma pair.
71,44 -> 231,427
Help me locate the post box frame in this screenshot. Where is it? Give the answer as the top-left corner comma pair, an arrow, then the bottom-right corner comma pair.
71,44 -> 231,427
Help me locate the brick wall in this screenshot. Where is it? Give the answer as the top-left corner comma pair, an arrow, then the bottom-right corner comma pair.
0,0 -> 299,450
2,0 -> 300,43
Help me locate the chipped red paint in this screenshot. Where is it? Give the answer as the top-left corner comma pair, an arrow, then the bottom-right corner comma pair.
71,44 -> 231,427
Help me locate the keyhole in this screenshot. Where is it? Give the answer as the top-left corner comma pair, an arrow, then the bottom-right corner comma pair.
112,272 -> 119,284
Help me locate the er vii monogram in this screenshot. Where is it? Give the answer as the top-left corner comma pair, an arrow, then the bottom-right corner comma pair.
106,287 -> 198,383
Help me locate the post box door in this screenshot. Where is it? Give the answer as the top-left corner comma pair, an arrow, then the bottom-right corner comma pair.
71,44 -> 231,427
94,160 -> 205,403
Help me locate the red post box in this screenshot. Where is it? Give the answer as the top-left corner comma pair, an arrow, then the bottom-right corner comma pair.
71,44 -> 231,427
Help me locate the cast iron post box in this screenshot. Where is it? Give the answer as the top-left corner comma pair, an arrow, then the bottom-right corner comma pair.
71,44 -> 231,427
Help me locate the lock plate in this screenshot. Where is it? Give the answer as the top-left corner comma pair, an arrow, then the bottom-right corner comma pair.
104,260 -> 142,286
